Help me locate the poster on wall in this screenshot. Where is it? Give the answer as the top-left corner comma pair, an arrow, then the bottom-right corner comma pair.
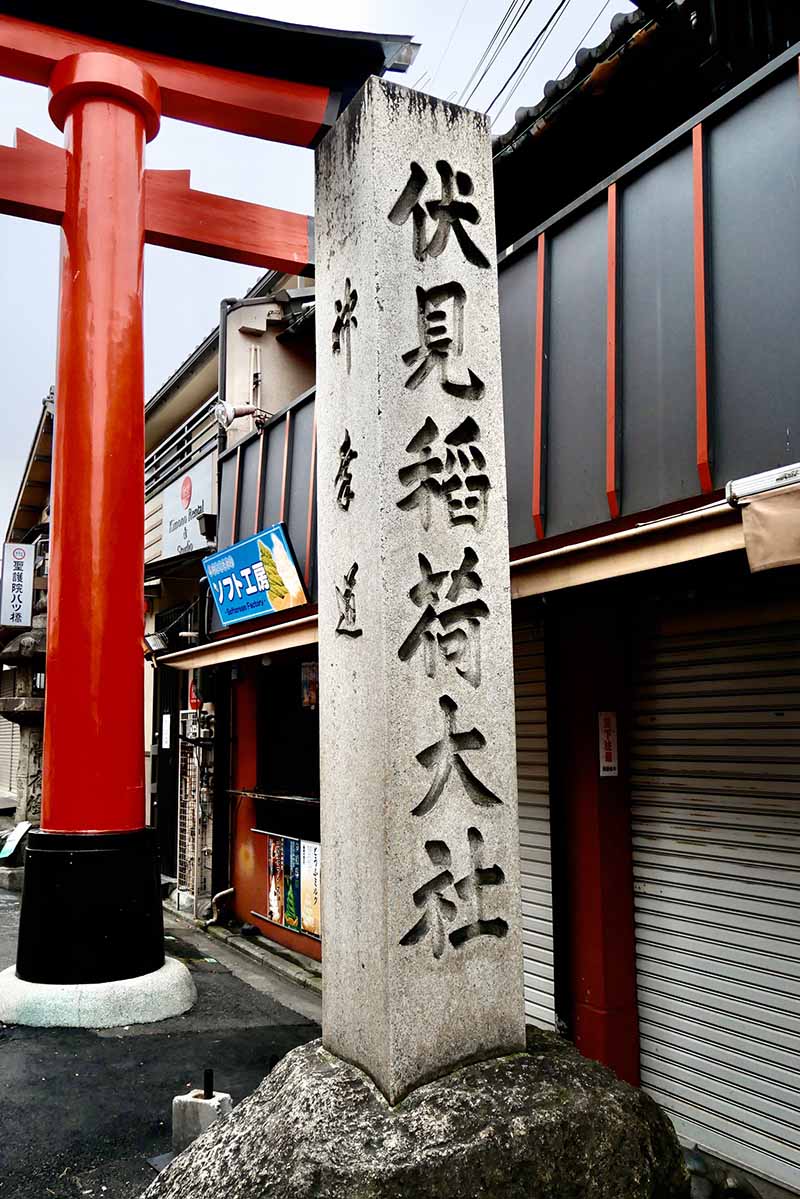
203,522 -> 308,628
283,838 -> 301,931
301,662 -> 318,709
266,835 -> 284,924
301,840 -> 321,938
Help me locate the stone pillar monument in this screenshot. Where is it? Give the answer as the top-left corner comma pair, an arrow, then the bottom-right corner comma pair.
315,77 -> 525,1103
140,78 -> 689,1199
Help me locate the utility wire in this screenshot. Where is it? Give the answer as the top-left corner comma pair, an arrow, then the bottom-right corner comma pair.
462,0 -> 537,108
554,0 -> 615,79
484,0 -> 572,117
429,0 -> 474,89
491,0 -> 576,126
457,0 -> 523,105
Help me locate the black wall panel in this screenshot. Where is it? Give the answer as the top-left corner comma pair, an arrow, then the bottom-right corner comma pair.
620,143 -> 697,514
545,203 -> 608,536
709,73 -> 800,482
287,400 -> 315,579
217,453 -> 237,548
236,438 -> 260,541
499,247 -> 538,549
262,421 -> 287,527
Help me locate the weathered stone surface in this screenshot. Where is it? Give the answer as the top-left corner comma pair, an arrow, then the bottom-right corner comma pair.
315,76 -> 525,1105
140,1032 -> 690,1199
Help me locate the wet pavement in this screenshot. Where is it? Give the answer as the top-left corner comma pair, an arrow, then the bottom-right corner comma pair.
0,891 -> 321,1198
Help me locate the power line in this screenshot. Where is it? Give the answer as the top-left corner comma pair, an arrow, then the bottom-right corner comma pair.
554,0 -> 615,80
456,0 -> 524,105
460,0 -> 535,107
491,0 -> 576,126
483,0 -> 572,117
430,0 -> 474,89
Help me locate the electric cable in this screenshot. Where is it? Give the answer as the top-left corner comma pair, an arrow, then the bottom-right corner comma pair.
491,0 -> 577,126
457,0 -> 523,105
429,0 -> 474,89
461,0 -> 537,107
483,0 -> 572,117
554,0 -> 616,80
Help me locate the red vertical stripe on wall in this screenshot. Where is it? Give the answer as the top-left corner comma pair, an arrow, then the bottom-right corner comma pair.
606,183 -> 620,519
532,232 -> 546,540
693,123 -> 713,493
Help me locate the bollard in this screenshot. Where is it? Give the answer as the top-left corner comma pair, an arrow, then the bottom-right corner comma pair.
172,1071 -> 232,1155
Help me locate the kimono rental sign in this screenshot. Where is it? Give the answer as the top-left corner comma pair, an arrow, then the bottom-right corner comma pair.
204,523 -> 307,627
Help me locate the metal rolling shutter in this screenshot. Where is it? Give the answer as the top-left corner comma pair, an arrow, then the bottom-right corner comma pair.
514,618 -> 555,1029
0,669 -> 19,796
631,618 -> 800,1192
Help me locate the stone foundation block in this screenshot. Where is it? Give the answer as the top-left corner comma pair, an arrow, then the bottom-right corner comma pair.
0,866 -> 24,892
141,1030 -> 690,1199
173,1090 -> 233,1155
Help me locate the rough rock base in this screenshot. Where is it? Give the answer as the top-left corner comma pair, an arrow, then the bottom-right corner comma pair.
141,1029 -> 689,1199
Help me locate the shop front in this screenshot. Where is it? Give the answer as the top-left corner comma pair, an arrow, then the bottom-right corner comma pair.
226,649 -> 321,961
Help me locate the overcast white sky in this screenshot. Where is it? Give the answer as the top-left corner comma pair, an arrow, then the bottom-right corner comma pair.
0,0 -> 634,529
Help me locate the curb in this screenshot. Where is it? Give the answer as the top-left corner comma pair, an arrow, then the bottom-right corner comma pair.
165,906 -> 322,997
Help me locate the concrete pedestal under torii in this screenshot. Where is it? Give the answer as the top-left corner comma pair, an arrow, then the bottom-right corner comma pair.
141,78 -> 689,1199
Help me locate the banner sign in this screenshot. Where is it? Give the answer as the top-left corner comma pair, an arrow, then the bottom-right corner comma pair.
267,835 -> 284,924
283,838 -> 301,931
301,840 -> 321,938
263,834 -> 321,939
203,523 -> 308,628
0,543 -> 34,628
161,453 -> 215,558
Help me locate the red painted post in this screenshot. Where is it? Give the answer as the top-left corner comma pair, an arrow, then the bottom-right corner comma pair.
43,51 -> 159,833
549,600 -> 641,1086
15,52 -> 166,986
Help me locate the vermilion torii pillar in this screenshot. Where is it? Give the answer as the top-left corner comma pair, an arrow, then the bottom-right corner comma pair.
15,51 -> 174,994
0,7 -> 414,1025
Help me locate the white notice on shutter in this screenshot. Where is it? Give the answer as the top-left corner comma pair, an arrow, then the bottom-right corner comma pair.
598,711 -> 618,777
161,714 -> 171,751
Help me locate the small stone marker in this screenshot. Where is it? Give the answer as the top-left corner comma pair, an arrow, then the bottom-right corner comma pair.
316,78 -> 526,1104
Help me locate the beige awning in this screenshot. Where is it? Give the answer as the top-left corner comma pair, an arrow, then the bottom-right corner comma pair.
511,501 -> 744,599
742,483 -> 800,572
158,612 -> 317,669
161,503 -> 746,668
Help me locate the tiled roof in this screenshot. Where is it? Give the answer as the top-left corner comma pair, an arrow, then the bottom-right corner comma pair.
493,8 -> 652,156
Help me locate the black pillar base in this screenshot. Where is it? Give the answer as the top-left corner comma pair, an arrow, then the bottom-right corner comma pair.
16,828 -> 165,985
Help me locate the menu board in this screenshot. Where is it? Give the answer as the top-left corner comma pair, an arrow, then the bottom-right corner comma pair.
266,835 -> 284,924
301,840 -> 321,938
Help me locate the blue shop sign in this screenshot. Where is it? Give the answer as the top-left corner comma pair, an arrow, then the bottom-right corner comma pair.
204,523 -> 308,628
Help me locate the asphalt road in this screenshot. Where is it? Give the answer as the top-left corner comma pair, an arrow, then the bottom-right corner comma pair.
0,891 -> 321,1199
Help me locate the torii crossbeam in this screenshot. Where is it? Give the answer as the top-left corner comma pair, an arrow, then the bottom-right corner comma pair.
0,0 -> 415,1023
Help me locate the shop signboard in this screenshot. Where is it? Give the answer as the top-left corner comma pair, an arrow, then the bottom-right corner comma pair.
283,838 -> 301,931
301,840 -> 321,938
161,454 -> 215,558
267,834 -> 284,924
203,523 -> 308,628
0,543 -> 34,628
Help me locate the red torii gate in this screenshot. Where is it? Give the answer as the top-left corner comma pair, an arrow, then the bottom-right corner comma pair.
0,3 -> 413,1000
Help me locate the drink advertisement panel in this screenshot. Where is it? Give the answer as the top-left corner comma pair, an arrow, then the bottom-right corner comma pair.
301,840 -> 321,938
204,523 -> 308,628
266,835 -> 284,924
283,838 -> 301,931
